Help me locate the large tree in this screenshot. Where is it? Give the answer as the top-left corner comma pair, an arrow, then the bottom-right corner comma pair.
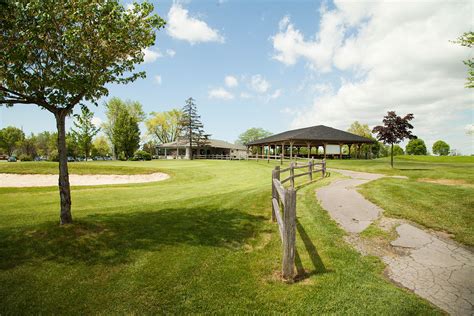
179,97 -> 210,160
102,97 -> 145,158
21,133 -> 38,158
0,126 -> 25,156
113,109 -> 141,160
347,121 -> 379,158
372,111 -> 416,167
35,131 -> 56,159
0,0 -> 165,224
432,140 -> 450,156
145,109 -> 183,144
71,107 -> 100,160
406,139 -> 427,156
237,127 -> 272,145
91,136 -> 112,158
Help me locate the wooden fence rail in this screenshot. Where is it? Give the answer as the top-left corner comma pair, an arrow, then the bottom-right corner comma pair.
271,159 -> 326,281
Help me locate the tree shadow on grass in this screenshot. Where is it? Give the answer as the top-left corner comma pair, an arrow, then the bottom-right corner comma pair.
294,219 -> 329,281
0,207 -> 266,270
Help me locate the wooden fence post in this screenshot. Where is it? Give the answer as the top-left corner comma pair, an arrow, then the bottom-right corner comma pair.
289,162 -> 295,188
282,188 -> 296,280
308,158 -> 313,181
271,166 -> 280,222
322,159 -> 326,178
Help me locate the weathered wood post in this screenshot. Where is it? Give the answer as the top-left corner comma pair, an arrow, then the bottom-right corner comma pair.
271,166 -> 280,222
339,143 -> 343,159
289,162 -> 295,188
308,158 -> 313,181
323,143 -> 327,159
289,142 -> 294,161
280,143 -> 284,165
267,144 -> 270,163
282,187 -> 296,281
322,159 -> 326,178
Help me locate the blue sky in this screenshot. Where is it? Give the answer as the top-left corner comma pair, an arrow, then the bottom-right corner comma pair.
1,0 -> 473,154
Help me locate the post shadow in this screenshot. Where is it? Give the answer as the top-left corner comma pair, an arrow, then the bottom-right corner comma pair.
294,219 -> 327,280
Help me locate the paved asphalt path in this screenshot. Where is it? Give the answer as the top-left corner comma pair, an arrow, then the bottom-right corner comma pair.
316,169 -> 474,315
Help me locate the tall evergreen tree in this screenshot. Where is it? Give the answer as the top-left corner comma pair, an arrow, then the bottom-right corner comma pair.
179,98 -> 210,159
71,107 -> 100,160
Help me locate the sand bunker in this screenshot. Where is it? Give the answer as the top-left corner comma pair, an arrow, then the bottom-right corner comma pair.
0,173 -> 169,187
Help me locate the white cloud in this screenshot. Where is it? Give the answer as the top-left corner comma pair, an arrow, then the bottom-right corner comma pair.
143,48 -> 162,63
271,0 -> 472,153
208,87 -> 234,100
240,92 -> 252,99
268,89 -> 282,100
271,9 -> 344,72
167,4 -> 224,44
466,124 -> 474,136
224,75 -> 239,88
166,49 -> 176,57
91,117 -> 103,128
154,75 -> 162,85
250,74 -> 271,93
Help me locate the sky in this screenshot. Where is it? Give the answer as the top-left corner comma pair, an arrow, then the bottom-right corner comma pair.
1,0 -> 473,154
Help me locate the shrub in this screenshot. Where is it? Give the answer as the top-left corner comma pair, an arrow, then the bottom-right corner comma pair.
133,150 -> 152,161
18,154 -> 33,161
393,145 -> 404,156
118,152 -> 127,161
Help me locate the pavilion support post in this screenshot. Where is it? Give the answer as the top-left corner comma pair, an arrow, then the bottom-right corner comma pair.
357,144 -> 361,159
307,142 -> 311,159
339,143 -> 343,159
246,146 -> 249,160
261,145 -> 264,160
281,143 -> 285,165
323,143 -> 327,159
289,142 -> 294,161
348,144 -> 352,159
267,144 -> 270,163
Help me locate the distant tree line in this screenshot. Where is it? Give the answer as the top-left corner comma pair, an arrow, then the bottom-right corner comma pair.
0,96 -> 212,162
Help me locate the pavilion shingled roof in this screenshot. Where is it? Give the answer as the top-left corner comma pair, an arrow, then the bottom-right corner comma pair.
245,125 -> 373,146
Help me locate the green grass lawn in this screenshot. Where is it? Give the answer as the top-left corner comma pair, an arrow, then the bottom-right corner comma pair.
0,161 -> 159,175
359,178 -> 474,246
327,155 -> 474,183
327,156 -> 474,246
0,160 -> 439,314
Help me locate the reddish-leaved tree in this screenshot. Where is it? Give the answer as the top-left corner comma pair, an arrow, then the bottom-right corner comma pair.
372,111 -> 416,167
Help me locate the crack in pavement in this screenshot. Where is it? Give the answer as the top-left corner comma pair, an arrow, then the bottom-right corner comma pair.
316,169 -> 474,315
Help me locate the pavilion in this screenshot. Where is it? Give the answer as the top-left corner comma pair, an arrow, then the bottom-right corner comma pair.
245,125 -> 374,160
157,138 -> 247,159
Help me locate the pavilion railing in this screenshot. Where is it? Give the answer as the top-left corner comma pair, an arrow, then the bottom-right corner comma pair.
271,159 -> 326,281
193,154 -> 245,160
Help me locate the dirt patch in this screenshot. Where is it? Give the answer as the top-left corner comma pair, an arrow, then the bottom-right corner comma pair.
417,178 -> 472,187
0,172 -> 169,187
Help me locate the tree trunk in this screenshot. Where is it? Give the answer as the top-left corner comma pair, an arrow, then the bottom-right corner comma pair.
55,110 -> 73,225
390,143 -> 394,168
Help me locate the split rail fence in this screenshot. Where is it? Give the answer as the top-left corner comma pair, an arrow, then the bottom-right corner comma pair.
271,159 -> 326,280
